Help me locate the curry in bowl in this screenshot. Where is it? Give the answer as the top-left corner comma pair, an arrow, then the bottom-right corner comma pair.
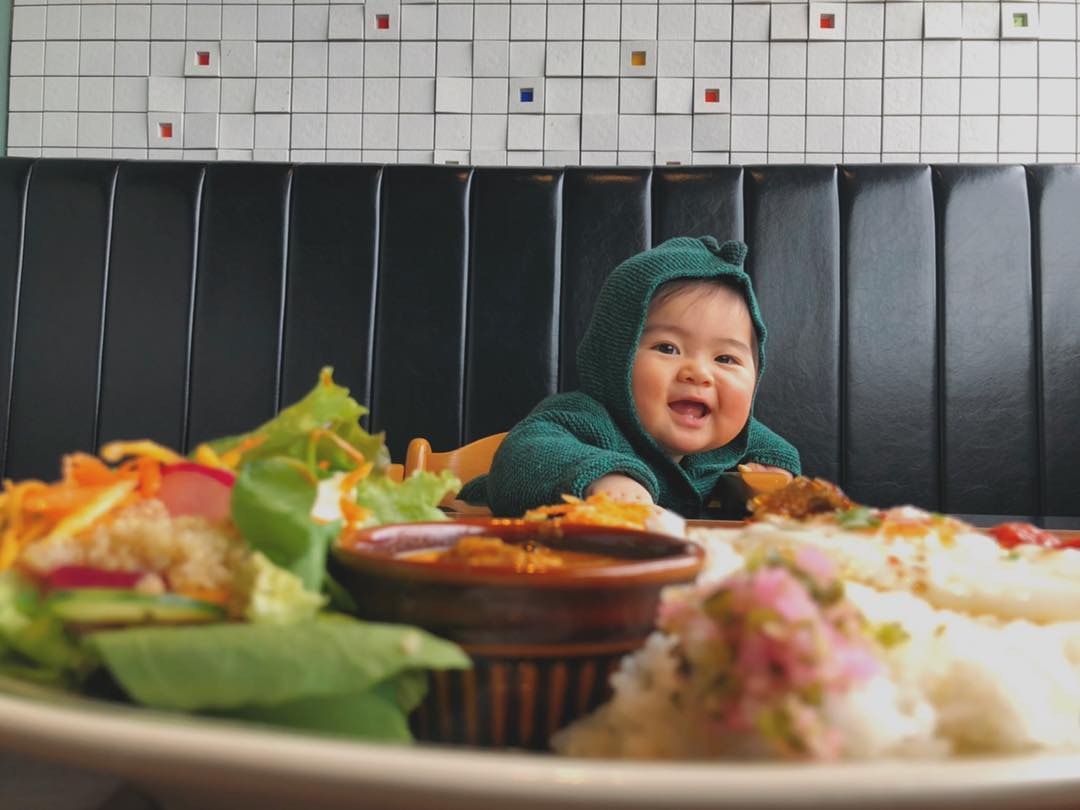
330,519 -> 704,748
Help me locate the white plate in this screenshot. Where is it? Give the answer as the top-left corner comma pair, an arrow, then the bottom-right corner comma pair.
3,676 -> 1080,810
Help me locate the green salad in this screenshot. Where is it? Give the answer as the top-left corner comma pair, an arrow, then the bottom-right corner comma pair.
0,368 -> 468,743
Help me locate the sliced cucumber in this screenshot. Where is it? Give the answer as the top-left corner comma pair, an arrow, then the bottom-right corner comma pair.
46,588 -> 226,626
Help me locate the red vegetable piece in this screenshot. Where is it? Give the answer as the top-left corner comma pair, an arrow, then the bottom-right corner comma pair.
157,462 -> 235,521
46,565 -> 143,590
988,521 -> 1074,550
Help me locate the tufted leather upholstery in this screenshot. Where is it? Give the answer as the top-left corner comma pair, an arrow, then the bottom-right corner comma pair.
0,159 -> 1076,524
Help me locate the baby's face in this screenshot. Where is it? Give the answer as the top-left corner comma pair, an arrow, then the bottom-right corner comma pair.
631,285 -> 756,461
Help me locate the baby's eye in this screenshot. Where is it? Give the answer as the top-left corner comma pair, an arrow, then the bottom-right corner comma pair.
715,354 -> 739,365
652,342 -> 679,355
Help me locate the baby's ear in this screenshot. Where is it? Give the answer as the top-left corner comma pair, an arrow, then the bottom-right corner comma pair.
710,239 -> 748,266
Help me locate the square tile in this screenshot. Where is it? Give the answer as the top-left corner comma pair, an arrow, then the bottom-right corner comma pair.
78,77 -> 113,112
184,42 -> 221,78
184,112 -> 219,148
655,114 -> 691,151
328,42 -> 365,76
620,77 -> 656,114
399,113 -> 435,149
620,41 -> 657,77
508,76 -> 544,112
548,3 -> 584,39
44,76 -> 77,111
186,77 -> 221,112
115,42 -> 150,76
962,2 -> 999,39
187,5 -> 222,40
147,112 -> 183,149
695,4 -> 730,39
545,77 -> 581,113
220,41 -> 256,78
656,76 -> 692,113
435,76 -> 472,112
583,41 -> 620,76
694,77 -> 730,113
292,77 -> 328,112
547,41 -> 583,76
221,79 -> 256,113
732,4 -> 770,40
255,77 -> 292,112
693,113 -> 730,151
584,5 -> 620,39
507,111 -> 544,147
222,6 -> 257,40
149,76 -> 185,111
809,3 -> 845,40
439,3 -> 473,38
328,5 -> 365,39
582,77 -> 619,113
770,4 -> 807,41
620,4 -> 657,39
474,5 -> 510,39
924,2 -> 962,39
401,4 -> 436,39
401,77 -> 436,111
81,5 -> 116,39
658,4 -> 693,40
657,40 -> 693,77
257,5 -> 292,40
544,114 -> 580,149
885,3 -> 922,39
435,113 -> 470,148
1000,3 -> 1038,39
437,42 -> 472,76
473,77 -> 509,113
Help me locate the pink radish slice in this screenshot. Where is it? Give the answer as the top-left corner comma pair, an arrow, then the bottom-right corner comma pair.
157,462 -> 235,521
46,565 -> 143,590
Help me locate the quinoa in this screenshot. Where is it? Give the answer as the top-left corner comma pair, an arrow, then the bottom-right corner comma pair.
20,499 -> 249,594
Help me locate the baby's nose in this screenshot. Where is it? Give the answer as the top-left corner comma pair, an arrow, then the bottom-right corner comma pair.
678,361 -> 711,385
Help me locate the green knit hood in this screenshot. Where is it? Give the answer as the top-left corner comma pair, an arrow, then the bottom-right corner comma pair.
575,236 -> 767,469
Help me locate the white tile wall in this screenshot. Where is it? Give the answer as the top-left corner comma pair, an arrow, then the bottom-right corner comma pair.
7,0 -> 1080,164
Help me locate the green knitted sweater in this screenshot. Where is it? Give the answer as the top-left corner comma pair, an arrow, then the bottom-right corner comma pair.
461,236 -> 801,517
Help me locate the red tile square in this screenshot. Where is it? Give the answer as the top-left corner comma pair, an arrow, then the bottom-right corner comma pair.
704,88 -> 720,104
159,122 -> 173,139
376,14 -> 390,29
819,13 -> 835,29
196,51 -> 210,66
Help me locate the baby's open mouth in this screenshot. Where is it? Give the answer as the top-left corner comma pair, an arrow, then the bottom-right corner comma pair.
668,400 -> 711,420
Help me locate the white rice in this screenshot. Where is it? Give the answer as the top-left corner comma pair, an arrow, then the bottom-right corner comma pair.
552,524 -> 1080,760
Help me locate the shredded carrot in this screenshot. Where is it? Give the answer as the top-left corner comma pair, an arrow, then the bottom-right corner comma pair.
311,429 -> 369,468
99,440 -> 183,466
523,493 -> 656,530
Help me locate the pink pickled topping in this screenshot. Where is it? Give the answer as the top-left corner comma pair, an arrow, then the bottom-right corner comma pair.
659,553 -> 884,760
794,545 -> 836,586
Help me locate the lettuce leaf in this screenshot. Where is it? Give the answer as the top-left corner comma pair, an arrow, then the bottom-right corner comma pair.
214,679 -> 414,742
83,613 -> 468,712
204,367 -> 389,475
0,571 -> 89,684
354,470 -> 461,525
231,551 -> 327,623
230,458 -> 340,592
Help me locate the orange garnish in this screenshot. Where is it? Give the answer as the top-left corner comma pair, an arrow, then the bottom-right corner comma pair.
523,493 -> 655,530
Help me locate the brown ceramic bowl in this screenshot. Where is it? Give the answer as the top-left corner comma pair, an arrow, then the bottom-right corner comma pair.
330,518 -> 704,750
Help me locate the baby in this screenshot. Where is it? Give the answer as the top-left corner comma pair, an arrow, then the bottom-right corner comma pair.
462,236 -> 800,518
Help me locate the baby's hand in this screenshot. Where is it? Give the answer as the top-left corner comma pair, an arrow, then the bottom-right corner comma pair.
737,463 -> 793,495
586,474 -> 654,505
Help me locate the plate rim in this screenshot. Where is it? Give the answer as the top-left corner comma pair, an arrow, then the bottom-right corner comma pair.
3,676 -> 1080,809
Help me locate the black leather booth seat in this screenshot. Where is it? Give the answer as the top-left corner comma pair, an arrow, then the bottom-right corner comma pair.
0,159 -> 1076,524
